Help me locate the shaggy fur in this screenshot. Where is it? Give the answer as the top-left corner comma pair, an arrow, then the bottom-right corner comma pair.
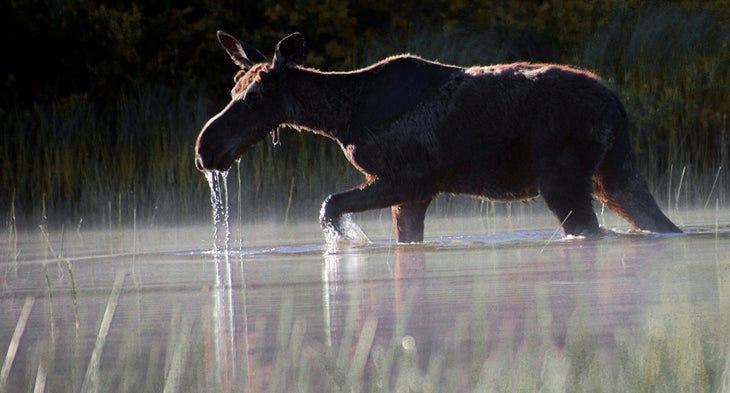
196,32 -> 681,242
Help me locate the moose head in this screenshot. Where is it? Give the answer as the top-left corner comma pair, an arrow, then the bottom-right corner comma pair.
195,31 -> 305,172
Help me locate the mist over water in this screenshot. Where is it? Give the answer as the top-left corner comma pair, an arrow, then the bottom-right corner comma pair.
2,201 -> 730,391
2,3 -> 729,389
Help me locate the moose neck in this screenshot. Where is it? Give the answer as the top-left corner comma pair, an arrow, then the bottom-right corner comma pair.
283,67 -> 364,141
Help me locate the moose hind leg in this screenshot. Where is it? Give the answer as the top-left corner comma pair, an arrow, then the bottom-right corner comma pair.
538,149 -> 601,236
540,179 -> 600,236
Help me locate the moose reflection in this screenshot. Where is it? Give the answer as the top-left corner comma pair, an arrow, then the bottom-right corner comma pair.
195,32 -> 681,243
320,238 -> 655,383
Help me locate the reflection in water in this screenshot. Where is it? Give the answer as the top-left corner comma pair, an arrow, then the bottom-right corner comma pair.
318,235 -> 689,390
1,219 -> 729,391
206,168 -> 239,391
212,251 -> 237,390
322,253 -> 337,348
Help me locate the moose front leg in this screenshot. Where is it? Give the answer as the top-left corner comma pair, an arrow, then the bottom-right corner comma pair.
320,177 -> 433,243
392,200 -> 431,243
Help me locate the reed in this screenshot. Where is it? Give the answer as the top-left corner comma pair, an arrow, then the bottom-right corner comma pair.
582,5 -> 730,205
32,352 -> 47,393
2,191 -> 19,280
80,270 -> 125,393
162,313 -> 193,393
0,296 -> 35,391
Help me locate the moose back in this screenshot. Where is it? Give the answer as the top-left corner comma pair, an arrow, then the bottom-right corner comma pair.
195,31 -> 681,243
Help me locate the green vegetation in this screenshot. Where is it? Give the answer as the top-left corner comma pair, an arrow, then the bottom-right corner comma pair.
582,6 -> 730,191
1,1 -> 728,229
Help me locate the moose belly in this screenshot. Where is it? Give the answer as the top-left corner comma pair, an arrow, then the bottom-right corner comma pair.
433,164 -> 539,202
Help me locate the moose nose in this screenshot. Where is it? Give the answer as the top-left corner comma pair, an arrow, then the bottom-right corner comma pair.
195,155 -> 206,171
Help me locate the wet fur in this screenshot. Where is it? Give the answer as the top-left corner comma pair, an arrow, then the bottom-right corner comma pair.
196,33 -> 681,242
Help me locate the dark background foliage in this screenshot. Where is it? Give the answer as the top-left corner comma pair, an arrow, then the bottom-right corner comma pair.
2,0 -> 729,229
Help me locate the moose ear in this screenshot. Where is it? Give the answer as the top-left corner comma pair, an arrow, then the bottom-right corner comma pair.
272,32 -> 305,70
217,30 -> 269,70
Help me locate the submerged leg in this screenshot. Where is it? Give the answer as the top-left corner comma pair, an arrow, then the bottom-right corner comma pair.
391,200 -> 431,243
320,176 -> 433,242
540,179 -> 600,236
538,146 -> 602,236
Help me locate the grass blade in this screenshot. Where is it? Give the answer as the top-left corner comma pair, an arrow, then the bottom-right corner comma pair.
163,314 -> 193,393
0,296 -> 35,389
80,270 -> 125,393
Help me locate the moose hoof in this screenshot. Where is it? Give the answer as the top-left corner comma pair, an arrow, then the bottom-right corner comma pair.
321,214 -> 370,248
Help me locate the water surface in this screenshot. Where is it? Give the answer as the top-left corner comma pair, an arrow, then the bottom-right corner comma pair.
2,211 -> 730,392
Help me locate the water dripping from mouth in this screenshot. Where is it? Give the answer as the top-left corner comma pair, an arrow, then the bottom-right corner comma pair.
235,159 -> 243,251
204,170 -> 231,254
204,169 -> 239,387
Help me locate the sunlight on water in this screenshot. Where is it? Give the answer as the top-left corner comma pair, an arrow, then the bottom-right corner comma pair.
211,246 -> 238,389
204,170 -> 232,253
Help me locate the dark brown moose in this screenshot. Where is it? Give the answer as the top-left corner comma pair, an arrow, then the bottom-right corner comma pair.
195,31 -> 682,243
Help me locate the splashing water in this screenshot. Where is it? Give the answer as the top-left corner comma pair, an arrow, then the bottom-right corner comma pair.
322,213 -> 371,252
204,170 -> 232,253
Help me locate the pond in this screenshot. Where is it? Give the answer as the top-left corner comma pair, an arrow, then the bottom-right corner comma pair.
1,209 -> 730,392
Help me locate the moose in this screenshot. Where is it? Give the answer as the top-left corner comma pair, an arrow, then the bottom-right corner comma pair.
195,31 -> 682,243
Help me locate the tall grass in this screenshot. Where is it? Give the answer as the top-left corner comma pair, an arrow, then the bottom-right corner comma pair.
0,87 -> 362,230
1,89 -> 213,228
1,5 -> 728,230
581,5 -> 730,203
